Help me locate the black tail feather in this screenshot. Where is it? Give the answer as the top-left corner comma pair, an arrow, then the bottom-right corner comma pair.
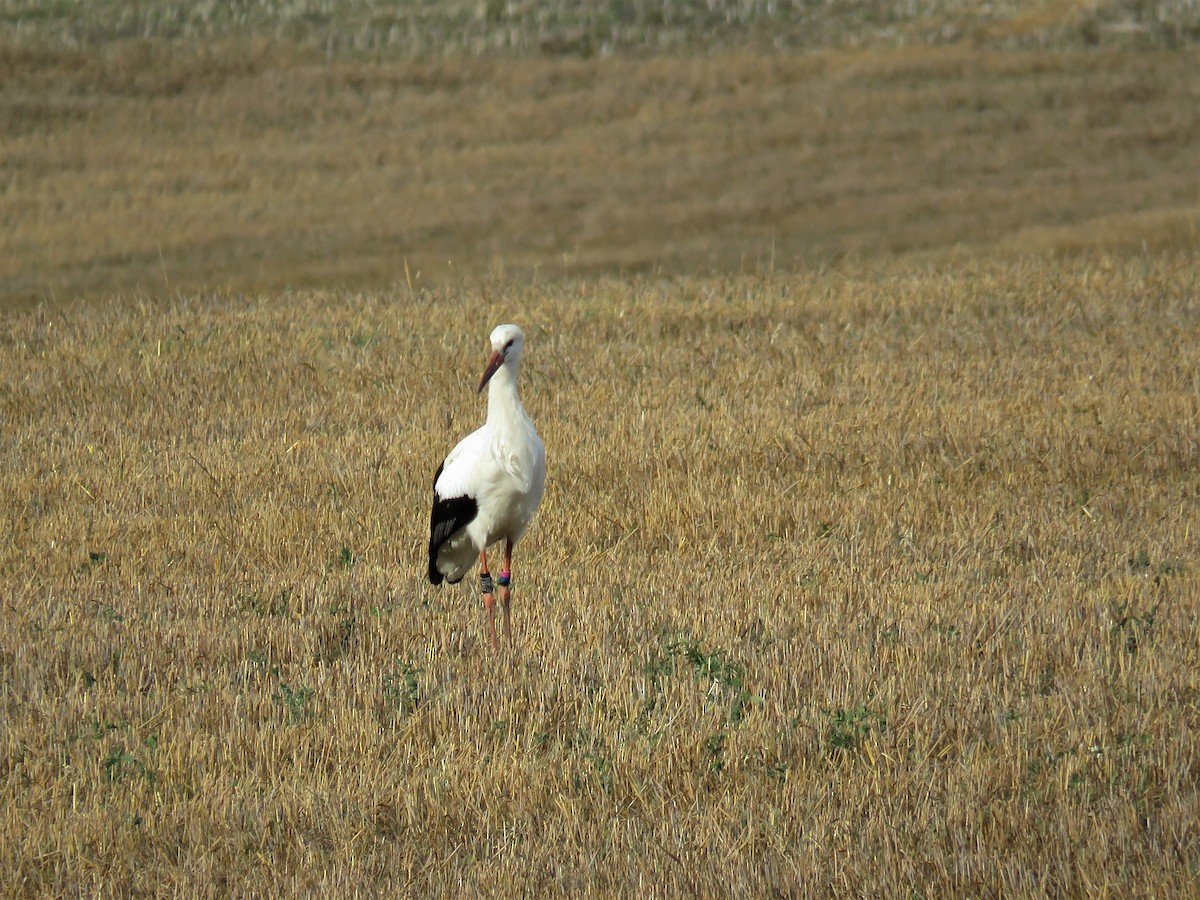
428,464 -> 479,584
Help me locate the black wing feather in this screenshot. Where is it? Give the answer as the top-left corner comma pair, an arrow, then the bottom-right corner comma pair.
427,460 -> 479,585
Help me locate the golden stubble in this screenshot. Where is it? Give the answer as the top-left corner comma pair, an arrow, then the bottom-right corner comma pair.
1,256 -> 1197,894
2,39 -> 1198,311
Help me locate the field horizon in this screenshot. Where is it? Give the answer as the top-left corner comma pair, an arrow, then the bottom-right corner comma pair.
3,0 -> 1199,311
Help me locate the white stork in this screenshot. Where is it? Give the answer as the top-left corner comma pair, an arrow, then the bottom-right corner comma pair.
427,323 -> 546,653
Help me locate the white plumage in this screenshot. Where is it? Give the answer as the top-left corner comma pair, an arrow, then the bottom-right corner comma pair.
427,324 -> 545,651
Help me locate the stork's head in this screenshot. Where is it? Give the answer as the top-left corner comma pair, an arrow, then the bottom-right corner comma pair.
478,323 -> 526,393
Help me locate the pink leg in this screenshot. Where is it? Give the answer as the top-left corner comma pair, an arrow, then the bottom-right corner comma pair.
480,550 -> 498,654
498,540 -> 514,649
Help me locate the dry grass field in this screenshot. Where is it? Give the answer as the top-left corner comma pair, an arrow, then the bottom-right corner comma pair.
3,259 -> 1199,894
2,2 -> 1199,309
2,0 -> 1200,896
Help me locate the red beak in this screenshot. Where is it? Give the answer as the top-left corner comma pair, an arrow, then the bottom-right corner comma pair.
478,350 -> 505,393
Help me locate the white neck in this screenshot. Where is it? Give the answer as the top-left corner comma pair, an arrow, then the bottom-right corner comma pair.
486,358 -> 525,429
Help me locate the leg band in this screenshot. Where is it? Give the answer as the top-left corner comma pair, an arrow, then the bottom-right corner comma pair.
480,572 -> 495,594
497,570 -> 511,587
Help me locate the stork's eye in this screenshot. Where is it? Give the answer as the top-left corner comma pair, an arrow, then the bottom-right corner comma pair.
504,339 -> 515,351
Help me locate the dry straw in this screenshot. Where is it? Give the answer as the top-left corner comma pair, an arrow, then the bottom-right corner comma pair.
2,257 -> 1197,894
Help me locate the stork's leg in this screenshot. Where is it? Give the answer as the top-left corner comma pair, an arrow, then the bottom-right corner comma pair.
498,540 -> 514,647
479,550 -> 499,655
